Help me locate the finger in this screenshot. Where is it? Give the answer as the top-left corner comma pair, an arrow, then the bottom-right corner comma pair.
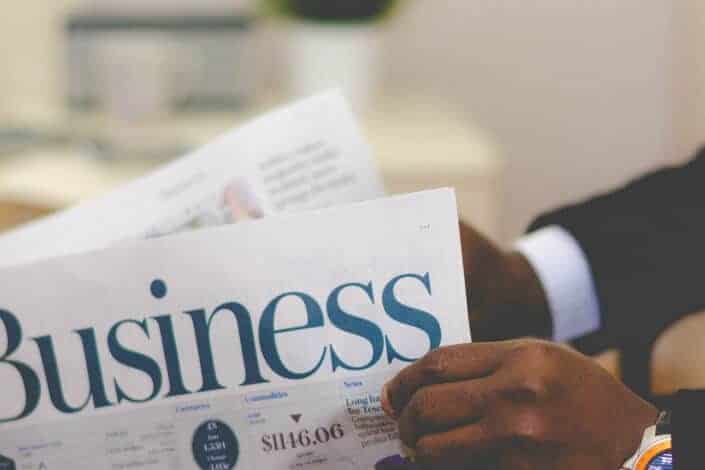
413,421 -> 501,468
382,343 -> 507,418
397,378 -> 492,447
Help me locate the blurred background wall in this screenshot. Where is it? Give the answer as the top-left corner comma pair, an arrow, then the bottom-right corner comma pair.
386,0 -> 679,238
0,0 -> 702,240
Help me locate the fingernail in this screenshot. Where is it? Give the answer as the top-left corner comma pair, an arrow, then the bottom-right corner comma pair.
381,383 -> 397,419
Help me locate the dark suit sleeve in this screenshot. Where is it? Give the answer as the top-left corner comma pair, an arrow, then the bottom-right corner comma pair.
528,148 -> 705,354
649,390 -> 704,469
672,390 -> 705,470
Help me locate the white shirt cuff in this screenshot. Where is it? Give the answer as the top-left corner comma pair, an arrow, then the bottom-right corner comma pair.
515,226 -> 601,342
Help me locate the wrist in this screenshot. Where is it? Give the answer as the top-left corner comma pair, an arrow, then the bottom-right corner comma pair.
620,406 -> 668,470
470,250 -> 552,341
459,222 -> 552,341
502,251 -> 553,338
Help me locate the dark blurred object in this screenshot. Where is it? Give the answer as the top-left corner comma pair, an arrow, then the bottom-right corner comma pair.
276,0 -> 397,21
0,454 -> 16,470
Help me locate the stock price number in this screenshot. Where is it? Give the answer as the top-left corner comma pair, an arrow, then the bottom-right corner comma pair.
261,424 -> 345,453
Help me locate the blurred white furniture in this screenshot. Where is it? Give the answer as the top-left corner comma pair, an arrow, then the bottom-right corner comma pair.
595,311 -> 705,396
367,98 -> 501,240
0,96 -> 503,240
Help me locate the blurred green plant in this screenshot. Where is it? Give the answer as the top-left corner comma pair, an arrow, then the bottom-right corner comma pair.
264,0 -> 400,23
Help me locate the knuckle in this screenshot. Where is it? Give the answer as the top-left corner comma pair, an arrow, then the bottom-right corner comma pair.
510,410 -> 549,443
505,342 -> 558,394
510,375 -> 549,402
419,350 -> 447,381
511,341 -> 555,366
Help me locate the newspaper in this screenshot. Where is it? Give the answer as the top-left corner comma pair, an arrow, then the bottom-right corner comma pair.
0,189 -> 471,470
0,91 -> 384,268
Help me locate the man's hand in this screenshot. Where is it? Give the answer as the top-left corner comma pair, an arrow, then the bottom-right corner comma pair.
381,340 -> 658,470
459,223 -> 552,340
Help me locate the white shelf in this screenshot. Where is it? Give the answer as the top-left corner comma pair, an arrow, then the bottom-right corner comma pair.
0,96 -> 503,238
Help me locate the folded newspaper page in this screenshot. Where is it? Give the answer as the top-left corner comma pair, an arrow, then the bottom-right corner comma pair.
0,91 -> 384,268
0,189 -> 470,470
